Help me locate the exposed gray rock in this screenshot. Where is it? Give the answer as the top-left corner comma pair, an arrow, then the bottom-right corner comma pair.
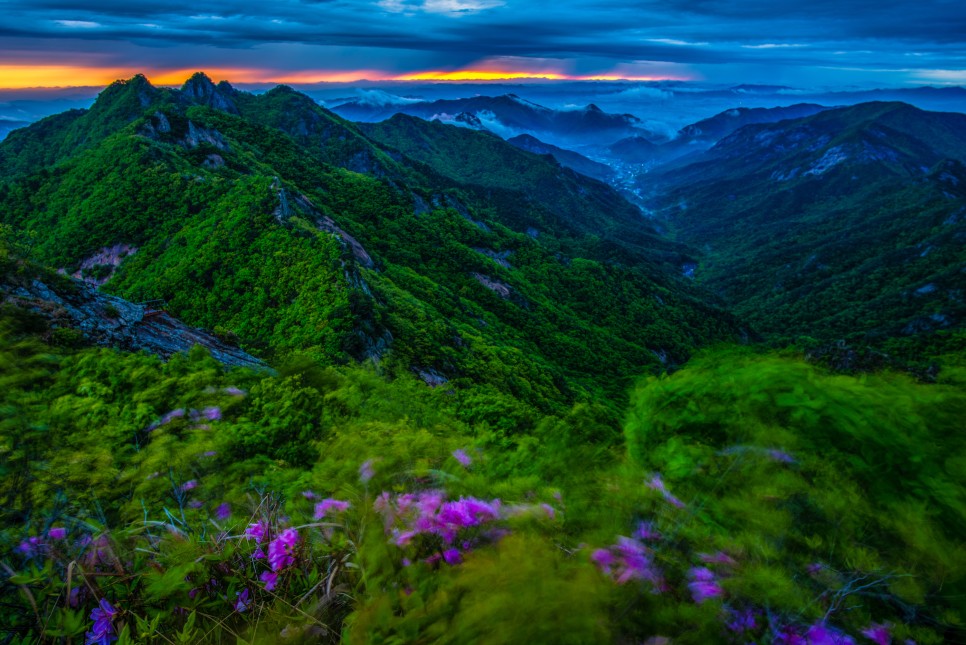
3,276 -> 264,369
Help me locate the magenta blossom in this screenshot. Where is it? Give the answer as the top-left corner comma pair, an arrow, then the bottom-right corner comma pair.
806,622 -> 857,645
452,449 -> 472,467
313,499 -> 351,520
267,528 -> 299,571
244,521 -> 266,544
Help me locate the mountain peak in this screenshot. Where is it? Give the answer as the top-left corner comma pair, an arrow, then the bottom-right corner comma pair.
180,72 -> 239,114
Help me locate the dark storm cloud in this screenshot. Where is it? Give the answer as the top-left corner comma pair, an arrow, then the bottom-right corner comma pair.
0,0 -> 963,82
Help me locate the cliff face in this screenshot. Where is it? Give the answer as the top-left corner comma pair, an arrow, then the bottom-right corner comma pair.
2,271 -> 264,369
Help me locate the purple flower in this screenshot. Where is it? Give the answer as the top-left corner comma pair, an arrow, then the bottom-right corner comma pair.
861,624 -> 891,645
646,474 -> 685,508
452,449 -> 472,467
442,548 -> 462,565
302,490 -> 317,500
808,562 -> 825,576
767,448 -> 796,463
591,548 -> 615,573
313,499 -> 351,520
158,408 -> 186,425
202,451 -> 217,458
244,521 -> 266,544
687,567 -> 723,603
224,386 -> 246,397
18,536 -> 41,556
726,608 -> 758,633
49,527 -> 68,540
85,598 -> 117,645
234,588 -> 250,613
359,460 -> 375,483
267,528 -> 299,571
201,406 -> 221,421
698,551 -> 737,566
259,571 -> 278,591
540,503 -> 556,520
180,480 -> 198,492
188,500 -> 203,509
634,521 -> 661,541
806,622 -> 856,645
215,503 -> 231,520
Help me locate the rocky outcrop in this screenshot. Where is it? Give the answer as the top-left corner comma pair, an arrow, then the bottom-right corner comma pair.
66,243 -> 138,287
180,72 -> 239,115
2,275 -> 264,369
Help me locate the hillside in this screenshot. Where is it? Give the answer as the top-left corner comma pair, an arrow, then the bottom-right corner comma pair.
0,73 -> 739,423
646,101 -> 966,347
507,133 -> 616,182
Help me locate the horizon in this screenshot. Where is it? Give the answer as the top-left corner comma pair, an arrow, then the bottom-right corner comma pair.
1,0 -> 964,90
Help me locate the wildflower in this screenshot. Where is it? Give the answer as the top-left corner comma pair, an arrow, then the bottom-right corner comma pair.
807,562 -> 824,576
180,480 -> 197,492
698,551 -> 737,566
634,521 -> 661,541
85,598 -> 117,645
244,521 -> 266,544
267,528 -> 299,571
215,503 -> 231,520
158,408 -> 185,426
443,548 -> 462,565
591,548 -> 615,573
806,622 -> 856,645
767,449 -> 796,463
452,449 -> 472,467
18,536 -> 41,556
234,588 -> 250,613
359,459 -> 375,483
202,451 -> 217,458
688,567 -> 723,603
861,624 -> 891,645
313,499 -> 351,520
540,503 -> 556,520
646,474 -> 685,508
726,608 -> 758,633
260,571 -> 278,591
224,386 -> 246,397
201,406 -> 221,421
302,490 -> 317,500
49,527 -> 68,540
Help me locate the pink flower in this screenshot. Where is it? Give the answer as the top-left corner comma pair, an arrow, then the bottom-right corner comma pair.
313,499 -> 351,520
452,449 -> 472,467
48,527 -> 67,540
267,528 -> 299,571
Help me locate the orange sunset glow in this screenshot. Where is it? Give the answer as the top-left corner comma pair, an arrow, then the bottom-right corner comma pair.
0,64 -> 686,88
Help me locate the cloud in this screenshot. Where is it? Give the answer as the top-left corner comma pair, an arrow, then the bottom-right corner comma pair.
351,88 -> 425,106
54,20 -> 100,28
377,0 -> 505,14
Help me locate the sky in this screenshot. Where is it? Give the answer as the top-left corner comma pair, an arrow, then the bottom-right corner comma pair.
0,0 -> 964,88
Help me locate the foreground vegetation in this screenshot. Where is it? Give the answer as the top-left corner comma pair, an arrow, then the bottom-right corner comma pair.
2,315 -> 964,643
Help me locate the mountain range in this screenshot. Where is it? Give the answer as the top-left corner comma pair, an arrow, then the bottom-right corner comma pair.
0,73 -> 738,422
